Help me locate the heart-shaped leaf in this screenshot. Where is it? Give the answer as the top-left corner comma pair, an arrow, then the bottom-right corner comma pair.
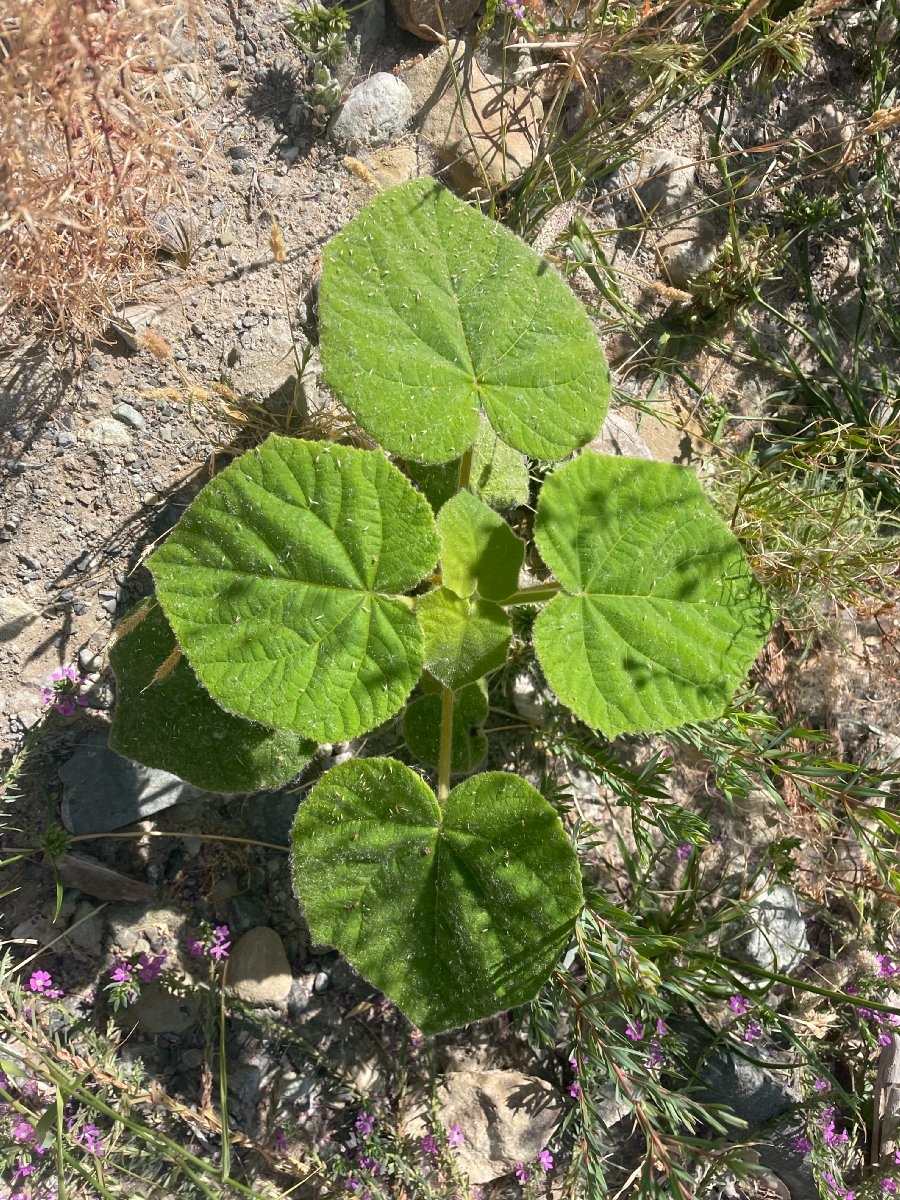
319,178 -> 610,464
404,679 -> 489,773
417,587 -> 510,689
437,491 -> 524,602
290,758 -> 583,1033
533,454 -> 772,736
149,436 -> 439,743
109,600 -> 316,792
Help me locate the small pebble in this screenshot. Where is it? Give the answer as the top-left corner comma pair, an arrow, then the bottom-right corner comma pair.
228,144 -> 254,160
231,160 -> 248,175
78,648 -> 101,673
313,971 -> 330,993
101,598 -> 118,615
56,430 -> 77,448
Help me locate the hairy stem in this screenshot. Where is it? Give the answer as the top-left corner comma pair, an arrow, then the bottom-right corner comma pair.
502,582 -> 561,605
437,685 -> 454,804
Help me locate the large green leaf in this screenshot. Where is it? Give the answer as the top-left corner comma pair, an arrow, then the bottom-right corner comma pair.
149,436 -> 439,743
290,758 -> 583,1033
417,587 -> 510,689
319,178 -> 610,464
109,600 -> 315,792
533,454 -> 772,736
437,491 -> 524,602
404,679 -> 489,773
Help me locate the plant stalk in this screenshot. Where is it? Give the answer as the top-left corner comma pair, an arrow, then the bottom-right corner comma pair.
437,686 -> 454,804
502,582 -> 560,605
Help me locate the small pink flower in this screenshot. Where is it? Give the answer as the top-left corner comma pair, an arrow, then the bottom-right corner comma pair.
137,951 -> 166,982
729,995 -> 751,1015
448,1124 -> 464,1148
12,1119 -> 35,1143
421,1133 -> 438,1155
792,1135 -> 812,1154
29,970 -> 53,993
539,1148 -> 553,1171
676,843 -> 692,860
515,1163 -> 530,1183
568,1081 -> 581,1098
625,1020 -> 644,1041
743,1019 -> 762,1043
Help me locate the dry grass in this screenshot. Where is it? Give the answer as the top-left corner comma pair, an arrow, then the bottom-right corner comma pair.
0,0 -> 202,349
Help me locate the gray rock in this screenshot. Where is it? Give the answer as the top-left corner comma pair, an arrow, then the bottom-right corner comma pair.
84,417 -> 133,450
77,647 -> 101,673
59,732 -> 194,834
66,900 -> 105,953
697,1045 -> 796,1127
405,41 -> 541,192
659,218 -> 720,287
629,148 -> 695,215
389,0 -> 480,40
734,884 -> 809,974
56,430 -> 77,448
111,403 -> 146,433
509,671 -> 549,725
0,591 -> 39,641
226,926 -> 293,1007
126,983 -> 200,1034
436,1069 -> 563,1184
589,411 -> 653,459
328,73 -> 412,149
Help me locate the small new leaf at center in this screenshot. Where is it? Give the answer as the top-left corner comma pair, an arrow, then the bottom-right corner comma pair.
417,587 -> 510,689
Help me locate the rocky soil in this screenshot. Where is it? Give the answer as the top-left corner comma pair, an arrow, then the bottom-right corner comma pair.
1,0 -> 899,1195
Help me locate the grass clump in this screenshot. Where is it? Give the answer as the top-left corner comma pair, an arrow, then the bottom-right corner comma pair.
0,0 -> 200,348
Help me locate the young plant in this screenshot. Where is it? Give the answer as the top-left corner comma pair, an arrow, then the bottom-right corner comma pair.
109,179 -> 772,1034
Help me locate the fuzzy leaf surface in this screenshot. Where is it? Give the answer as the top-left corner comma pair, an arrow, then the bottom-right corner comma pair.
437,491 -> 524,602
533,454 -> 772,736
109,600 -> 315,792
319,178 -> 610,464
149,436 -> 438,743
404,680 -> 488,773
417,587 -> 510,689
290,758 -> 583,1033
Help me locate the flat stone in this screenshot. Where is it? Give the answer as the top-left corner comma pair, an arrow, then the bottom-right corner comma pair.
659,217 -> 720,287
628,148 -> 696,216
435,1069 -> 562,1183
226,926 -> 293,1007
84,417 -> 133,449
405,41 -> 541,192
111,403 -> 147,432
0,590 -> 39,641
734,884 -> 809,974
59,732 -> 194,834
126,983 -> 200,1034
588,411 -> 653,460
389,0 -> 480,40
328,73 -> 412,149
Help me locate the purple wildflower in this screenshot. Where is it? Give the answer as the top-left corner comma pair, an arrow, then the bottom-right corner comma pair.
11,1120 -> 35,1143
814,1078 -> 828,1092
274,1128 -> 288,1152
448,1124 -> 464,1148
40,666 -> 89,716
421,1133 -> 438,1155
110,961 -> 132,983
515,1163 -> 530,1184
792,1135 -> 812,1154
354,1111 -> 374,1136
78,1123 -> 104,1155
539,1148 -> 553,1171
820,1108 -> 849,1146
729,995 -> 751,1015
743,1019 -> 762,1043
676,844 -> 693,860
13,1159 -> 35,1179
882,1181 -> 898,1194
29,970 -> 53,993
625,1020 -> 644,1041
137,951 -> 166,982
504,0 -> 526,18
185,936 -> 204,957
568,1081 -> 581,1098
878,955 -> 899,979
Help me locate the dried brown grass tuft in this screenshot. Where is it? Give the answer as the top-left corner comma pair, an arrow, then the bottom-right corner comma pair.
0,0 -> 202,349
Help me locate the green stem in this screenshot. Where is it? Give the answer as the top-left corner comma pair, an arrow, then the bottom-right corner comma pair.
437,686 -> 454,804
502,582 -> 561,605
457,446 -> 473,493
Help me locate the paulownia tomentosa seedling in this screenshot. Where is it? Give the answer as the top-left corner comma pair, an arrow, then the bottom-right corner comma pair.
109,178 -> 772,1034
